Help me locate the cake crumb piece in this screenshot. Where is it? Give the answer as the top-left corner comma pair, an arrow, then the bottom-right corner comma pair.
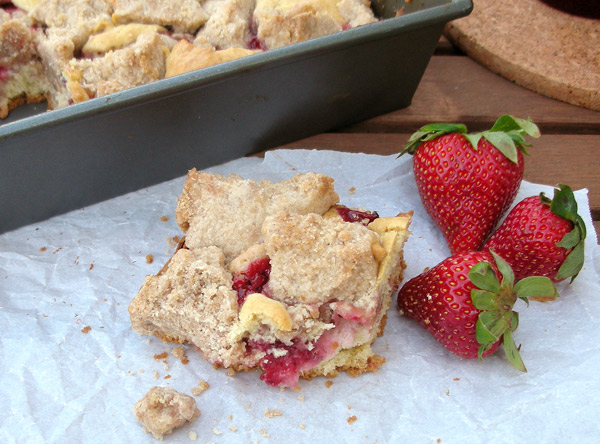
133,386 -> 200,440
227,368 -> 235,377
300,423 -> 306,430
191,380 -> 210,396
81,326 -> 91,334
212,427 -> 222,436
347,415 -> 357,425
297,395 -> 305,402
40,246 -> 47,251
258,429 -> 269,438
171,346 -> 190,364
349,187 -> 356,194
161,216 -> 169,222
153,370 -> 159,380
325,380 -> 334,388
228,424 -> 238,432
153,352 -> 168,361
188,431 -> 198,441
146,254 -> 154,264
228,414 -> 233,421
264,408 -> 282,418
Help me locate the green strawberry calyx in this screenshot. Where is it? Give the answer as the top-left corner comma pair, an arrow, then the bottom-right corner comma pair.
540,184 -> 587,282
468,250 -> 558,372
399,115 -> 540,164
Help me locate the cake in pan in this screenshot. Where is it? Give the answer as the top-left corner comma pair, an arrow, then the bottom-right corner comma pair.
129,172 -> 412,387
0,0 -> 378,118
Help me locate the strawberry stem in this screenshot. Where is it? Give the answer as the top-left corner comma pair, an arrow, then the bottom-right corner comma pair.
543,184 -> 586,282
399,115 -> 540,164
469,250 -> 558,372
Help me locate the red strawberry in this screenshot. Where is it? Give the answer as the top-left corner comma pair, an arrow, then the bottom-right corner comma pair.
482,184 -> 586,284
397,250 -> 558,371
399,115 -> 540,254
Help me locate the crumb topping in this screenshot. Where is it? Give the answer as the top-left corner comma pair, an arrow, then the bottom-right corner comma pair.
133,386 -> 200,440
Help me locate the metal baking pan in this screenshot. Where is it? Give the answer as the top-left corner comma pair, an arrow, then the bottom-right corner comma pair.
0,0 -> 472,233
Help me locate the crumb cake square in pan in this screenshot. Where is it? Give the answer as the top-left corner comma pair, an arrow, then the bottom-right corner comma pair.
0,0 -> 379,118
129,172 -> 412,388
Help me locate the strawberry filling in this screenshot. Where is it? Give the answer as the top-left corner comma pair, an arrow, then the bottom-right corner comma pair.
250,339 -> 325,387
248,310 -> 370,387
336,207 -> 379,225
232,257 -> 271,306
0,67 -> 9,82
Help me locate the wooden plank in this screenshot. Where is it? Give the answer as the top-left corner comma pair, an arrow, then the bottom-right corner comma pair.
340,56 -> 600,135
280,132 -> 600,224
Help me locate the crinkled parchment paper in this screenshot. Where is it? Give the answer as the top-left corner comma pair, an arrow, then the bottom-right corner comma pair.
1,150 -> 599,444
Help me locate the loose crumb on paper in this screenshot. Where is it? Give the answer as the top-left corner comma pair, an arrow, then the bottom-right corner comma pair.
258,429 -> 270,438
133,387 -> 200,440
325,380 -> 334,388
264,408 -> 282,418
146,254 -> 154,264
347,415 -> 357,425
191,380 -> 209,396
171,346 -> 190,364
81,326 -> 91,334
160,216 -> 169,222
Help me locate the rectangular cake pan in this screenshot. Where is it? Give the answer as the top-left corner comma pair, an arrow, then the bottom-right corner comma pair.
0,0 -> 472,234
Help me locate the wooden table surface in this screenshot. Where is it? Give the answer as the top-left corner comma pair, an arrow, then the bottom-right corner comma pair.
276,37 -> 600,242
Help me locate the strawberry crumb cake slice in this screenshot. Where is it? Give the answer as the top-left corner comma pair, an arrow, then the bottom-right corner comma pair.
129,172 -> 412,387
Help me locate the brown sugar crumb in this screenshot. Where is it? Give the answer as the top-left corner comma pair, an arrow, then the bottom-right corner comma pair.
133,387 -> 200,440
347,415 -> 357,425
89,263 -> 94,270
167,235 -> 182,248
191,380 -> 209,396
264,408 -> 282,418
40,246 -> 47,252
81,326 -> 91,334
153,352 -> 168,360
164,375 -> 171,379
325,380 -> 334,388
454,378 -> 460,381
171,346 -> 190,364
160,216 -> 169,222
348,187 -> 356,195
146,254 -> 154,264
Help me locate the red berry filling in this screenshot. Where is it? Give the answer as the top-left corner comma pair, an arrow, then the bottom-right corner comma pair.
336,207 -> 379,225
246,308 -> 370,387
249,339 -> 325,387
232,257 -> 271,306
0,67 -> 9,82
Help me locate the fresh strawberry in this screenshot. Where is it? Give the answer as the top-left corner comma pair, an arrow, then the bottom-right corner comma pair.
399,115 -> 540,254
397,250 -> 558,371
482,184 -> 586,284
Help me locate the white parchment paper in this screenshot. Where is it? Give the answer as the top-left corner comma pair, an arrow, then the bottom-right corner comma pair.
1,150 -> 599,444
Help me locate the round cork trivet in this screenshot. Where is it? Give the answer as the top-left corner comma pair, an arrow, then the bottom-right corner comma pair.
444,0 -> 600,111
